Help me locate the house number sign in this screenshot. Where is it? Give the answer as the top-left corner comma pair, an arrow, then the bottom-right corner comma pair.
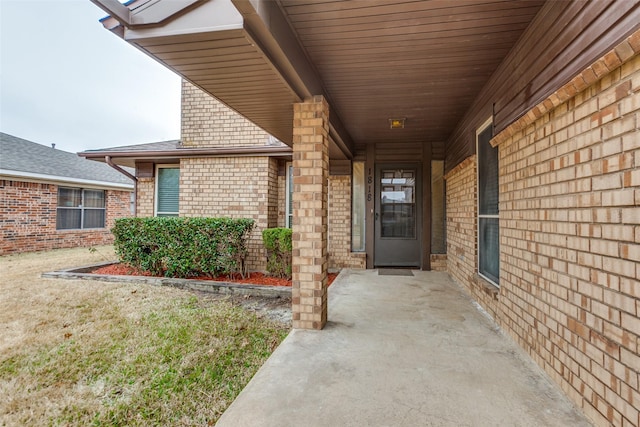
367,167 -> 373,202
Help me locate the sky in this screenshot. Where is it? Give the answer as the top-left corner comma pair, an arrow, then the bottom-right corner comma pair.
0,0 -> 181,154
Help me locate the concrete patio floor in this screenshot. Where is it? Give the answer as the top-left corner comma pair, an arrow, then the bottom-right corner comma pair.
216,269 -> 592,427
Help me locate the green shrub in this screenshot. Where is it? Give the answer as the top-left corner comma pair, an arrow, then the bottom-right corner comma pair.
262,228 -> 292,279
111,217 -> 254,278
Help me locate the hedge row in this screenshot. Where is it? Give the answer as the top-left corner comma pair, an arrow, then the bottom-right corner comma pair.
262,228 -> 292,279
111,217 -> 254,278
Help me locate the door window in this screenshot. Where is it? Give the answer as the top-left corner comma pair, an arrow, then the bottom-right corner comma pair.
380,169 -> 416,238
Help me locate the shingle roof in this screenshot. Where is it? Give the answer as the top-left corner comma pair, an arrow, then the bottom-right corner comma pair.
84,140 -> 180,153
0,132 -> 133,187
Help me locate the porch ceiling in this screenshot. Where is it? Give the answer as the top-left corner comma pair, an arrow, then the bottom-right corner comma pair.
278,0 -> 544,154
96,0 -> 545,158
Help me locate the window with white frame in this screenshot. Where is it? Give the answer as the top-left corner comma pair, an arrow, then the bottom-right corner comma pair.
477,118 -> 499,286
56,187 -> 105,230
155,166 -> 179,217
285,163 -> 293,228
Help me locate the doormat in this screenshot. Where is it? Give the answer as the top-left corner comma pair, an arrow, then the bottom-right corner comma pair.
378,269 -> 414,276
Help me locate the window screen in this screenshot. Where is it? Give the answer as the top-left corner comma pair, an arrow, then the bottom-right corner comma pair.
478,127 -> 499,216
157,167 -> 179,217
477,123 -> 500,286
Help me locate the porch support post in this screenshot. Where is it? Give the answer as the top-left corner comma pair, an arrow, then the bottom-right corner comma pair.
291,95 -> 329,330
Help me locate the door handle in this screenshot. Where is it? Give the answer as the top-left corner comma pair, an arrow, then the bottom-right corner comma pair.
375,212 -> 379,221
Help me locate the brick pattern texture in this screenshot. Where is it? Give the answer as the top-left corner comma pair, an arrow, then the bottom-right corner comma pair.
134,83 -> 287,272
292,96 -> 329,330
0,180 -> 131,255
277,174 -> 286,228
328,175 -> 366,269
136,178 -> 155,218
495,53 -> 640,427
181,81 -> 275,148
430,254 -> 447,271
446,45 -> 640,426
445,157 -> 501,318
179,157 -> 279,271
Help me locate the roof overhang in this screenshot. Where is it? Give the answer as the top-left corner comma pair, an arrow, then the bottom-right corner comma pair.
92,0 -> 353,160
0,169 -> 134,191
80,144 -> 293,169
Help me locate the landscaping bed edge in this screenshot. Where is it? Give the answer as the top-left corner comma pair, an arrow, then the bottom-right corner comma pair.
42,262 -> 292,298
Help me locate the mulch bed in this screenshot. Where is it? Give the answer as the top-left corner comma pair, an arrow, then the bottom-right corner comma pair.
92,263 -> 337,287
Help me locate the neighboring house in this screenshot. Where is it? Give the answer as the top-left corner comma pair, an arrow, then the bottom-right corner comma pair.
0,133 -> 133,255
88,1 -> 639,425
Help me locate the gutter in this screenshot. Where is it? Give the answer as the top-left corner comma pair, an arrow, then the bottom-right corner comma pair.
0,169 -> 133,191
106,155 -> 138,216
80,145 -> 293,160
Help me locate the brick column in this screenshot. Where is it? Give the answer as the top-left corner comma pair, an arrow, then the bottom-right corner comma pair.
292,95 -> 329,330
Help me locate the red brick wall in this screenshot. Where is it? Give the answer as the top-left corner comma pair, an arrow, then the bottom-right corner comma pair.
0,180 -> 132,255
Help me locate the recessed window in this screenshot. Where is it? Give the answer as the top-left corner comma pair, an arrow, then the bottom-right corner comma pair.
156,166 -> 179,217
477,119 -> 499,286
56,187 -> 105,230
351,161 -> 365,252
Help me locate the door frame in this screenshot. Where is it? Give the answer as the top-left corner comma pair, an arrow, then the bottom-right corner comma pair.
364,144 -> 432,270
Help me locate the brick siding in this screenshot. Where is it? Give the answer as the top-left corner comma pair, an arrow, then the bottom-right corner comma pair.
443,157 -> 502,317
446,44 -> 640,426
179,156 -> 279,271
0,180 -> 131,255
135,177 -> 155,217
430,254 -> 447,271
496,53 -> 640,427
328,175 -> 366,269
291,96 -> 330,330
181,81 -> 276,148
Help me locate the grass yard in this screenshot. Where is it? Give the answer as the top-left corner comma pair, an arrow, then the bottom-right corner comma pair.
0,246 -> 289,426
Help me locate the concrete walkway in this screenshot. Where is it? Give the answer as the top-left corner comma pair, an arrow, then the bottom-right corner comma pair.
216,269 -> 591,427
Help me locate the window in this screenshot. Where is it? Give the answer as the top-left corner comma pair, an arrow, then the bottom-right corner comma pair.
156,166 -> 179,217
56,187 -> 105,230
285,163 -> 293,228
477,118 -> 499,286
351,162 -> 366,252
380,169 -> 416,238
431,160 -> 446,254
